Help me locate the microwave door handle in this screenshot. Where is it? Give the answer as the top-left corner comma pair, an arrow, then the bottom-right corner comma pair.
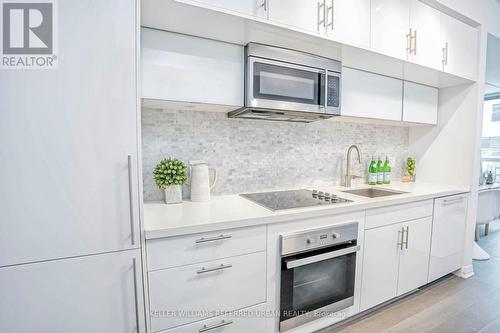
286,245 -> 360,269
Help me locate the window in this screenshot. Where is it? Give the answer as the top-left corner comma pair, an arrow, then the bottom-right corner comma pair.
492,104 -> 500,122
481,93 -> 500,182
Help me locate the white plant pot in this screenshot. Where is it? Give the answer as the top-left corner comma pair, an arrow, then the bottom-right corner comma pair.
164,185 -> 182,204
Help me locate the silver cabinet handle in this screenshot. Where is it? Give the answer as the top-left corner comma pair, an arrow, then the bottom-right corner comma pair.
404,226 -> 409,249
442,196 -> 464,206
195,234 -> 232,244
260,0 -> 267,11
406,28 -> 412,54
442,42 -> 449,66
197,263 -> 233,274
128,155 -> 136,246
317,0 -> 326,31
199,320 -> 234,332
132,258 -> 141,333
397,228 -> 404,250
327,0 -> 334,30
412,29 -> 417,55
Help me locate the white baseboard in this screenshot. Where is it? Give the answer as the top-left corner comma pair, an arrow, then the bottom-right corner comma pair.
454,265 -> 474,279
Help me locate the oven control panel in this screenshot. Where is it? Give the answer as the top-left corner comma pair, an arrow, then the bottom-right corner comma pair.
281,222 -> 358,256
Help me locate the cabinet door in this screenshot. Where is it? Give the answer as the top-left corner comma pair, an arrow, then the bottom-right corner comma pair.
408,0 -> 442,70
402,81 -> 438,125
141,28 -> 244,107
360,224 -> 402,311
371,0 -> 410,60
341,67 -> 403,121
179,0 -> 267,19
325,0 -> 370,47
428,195 -> 468,282
441,13 -> 478,80
268,0 -> 323,34
0,250 -> 144,333
397,217 -> 432,295
0,0 -> 139,267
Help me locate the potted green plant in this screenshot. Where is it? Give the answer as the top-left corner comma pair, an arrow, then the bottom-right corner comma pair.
153,158 -> 188,204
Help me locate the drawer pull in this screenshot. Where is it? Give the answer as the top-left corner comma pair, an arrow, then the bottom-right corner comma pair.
197,263 -> 233,274
199,319 -> 234,332
195,234 -> 232,244
442,197 -> 464,206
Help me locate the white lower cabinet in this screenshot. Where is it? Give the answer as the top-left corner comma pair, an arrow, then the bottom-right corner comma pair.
149,251 -> 266,331
157,303 -> 267,333
360,217 -> 432,311
360,223 -> 401,311
397,217 -> 432,295
0,250 -> 144,333
428,194 -> 468,282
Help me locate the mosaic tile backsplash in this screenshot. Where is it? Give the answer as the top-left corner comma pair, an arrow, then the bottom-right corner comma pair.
142,108 -> 409,201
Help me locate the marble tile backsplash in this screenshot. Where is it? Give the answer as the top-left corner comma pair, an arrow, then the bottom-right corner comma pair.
142,108 -> 409,201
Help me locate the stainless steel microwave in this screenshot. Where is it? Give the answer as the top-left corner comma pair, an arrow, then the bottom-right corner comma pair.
229,43 -> 341,122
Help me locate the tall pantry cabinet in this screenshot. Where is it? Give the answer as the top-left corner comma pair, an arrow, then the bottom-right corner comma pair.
0,0 -> 146,332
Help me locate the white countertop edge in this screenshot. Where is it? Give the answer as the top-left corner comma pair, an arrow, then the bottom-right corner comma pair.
144,184 -> 469,240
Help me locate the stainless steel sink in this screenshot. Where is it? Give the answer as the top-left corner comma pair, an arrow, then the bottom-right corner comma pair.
341,188 -> 407,198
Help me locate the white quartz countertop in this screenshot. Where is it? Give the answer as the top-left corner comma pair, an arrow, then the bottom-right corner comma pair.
144,181 -> 469,239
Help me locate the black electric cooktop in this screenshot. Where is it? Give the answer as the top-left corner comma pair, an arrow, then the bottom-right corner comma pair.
240,189 -> 351,211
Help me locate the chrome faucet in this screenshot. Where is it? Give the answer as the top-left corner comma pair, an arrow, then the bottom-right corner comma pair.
343,145 -> 362,187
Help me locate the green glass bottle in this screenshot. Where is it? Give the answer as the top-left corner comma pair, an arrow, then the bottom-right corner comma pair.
376,156 -> 383,184
383,156 -> 391,184
368,157 -> 377,185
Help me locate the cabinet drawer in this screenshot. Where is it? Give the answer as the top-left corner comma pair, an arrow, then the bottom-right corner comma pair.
157,303 -> 267,333
366,200 -> 433,229
149,251 -> 266,331
146,225 -> 266,270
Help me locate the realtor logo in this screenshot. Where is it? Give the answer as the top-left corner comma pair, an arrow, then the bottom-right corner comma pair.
1,0 -> 57,68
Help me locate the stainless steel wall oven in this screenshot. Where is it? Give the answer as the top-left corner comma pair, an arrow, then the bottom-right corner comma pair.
279,223 -> 359,331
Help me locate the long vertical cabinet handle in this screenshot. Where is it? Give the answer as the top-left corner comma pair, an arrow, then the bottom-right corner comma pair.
406,28 -> 413,55
404,226 -> 409,249
132,258 -> 141,333
317,0 -> 326,32
260,0 -> 267,11
397,228 -> 404,250
128,155 -> 136,246
326,0 -> 334,30
442,42 -> 449,66
412,30 -> 417,55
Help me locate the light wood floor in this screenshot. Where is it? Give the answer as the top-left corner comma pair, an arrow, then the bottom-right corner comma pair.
319,223 -> 500,333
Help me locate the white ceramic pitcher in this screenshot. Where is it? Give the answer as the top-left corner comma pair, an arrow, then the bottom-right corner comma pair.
189,161 -> 217,202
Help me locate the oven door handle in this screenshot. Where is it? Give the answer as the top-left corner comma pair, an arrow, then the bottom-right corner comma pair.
286,245 -> 360,269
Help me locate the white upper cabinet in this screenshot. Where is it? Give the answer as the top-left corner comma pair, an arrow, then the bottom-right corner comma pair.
325,0 -> 370,47
408,0 -> 442,70
403,81 -> 438,125
268,0 -> 369,47
177,0 -> 268,19
141,28 -> 244,108
371,0 -> 410,60
341,67 -> 403,121
440,13 -> 478,80
268,0 -> 322,34
0,0 -> 139,267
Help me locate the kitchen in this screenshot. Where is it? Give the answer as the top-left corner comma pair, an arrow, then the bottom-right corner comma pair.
1,0 -> 500,333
